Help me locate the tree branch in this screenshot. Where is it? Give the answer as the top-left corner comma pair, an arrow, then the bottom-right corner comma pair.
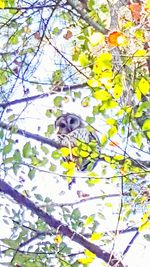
0,179 -> 124,267
0,83 -> 86,109
66,0 -> 108,34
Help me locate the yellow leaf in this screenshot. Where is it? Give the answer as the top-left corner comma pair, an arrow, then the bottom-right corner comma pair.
90,152 -> 99,158
135,88 -> 141,101
100,100 -> 118,110
85,249 -> 96,259
79,53 -> 89,67
90,232 -> 103,241
139,221 -> 150,231
142,119 -> 150,131
94,90 -> 111,101
101,134 -> 107,145
113,155 -> 124,160
78,257 -> 94,264
54,234 -> 62,244
138,78 -> 150,96
108,126 -> 118,137
66,168 -> 75,176
134,29 -> 145,42
113,84 -> 123,99
61,161 -> 76,169
88,178 -> 100,185
85,216 -> 94,225
79,150 -> 89,157
134,49 -> 147,57
106,118 -> 116,125
89,32 -> 105,46
71,147 -> 79,156
145,0 -> 150,10
87,78 -> 101,87
0,0 -> 5,8
60,147 -> 70,157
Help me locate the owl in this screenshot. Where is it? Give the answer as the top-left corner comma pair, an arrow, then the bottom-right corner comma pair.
55,113 -> 100,171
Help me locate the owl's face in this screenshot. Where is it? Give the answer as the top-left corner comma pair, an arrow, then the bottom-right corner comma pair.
55,113 -> 84,135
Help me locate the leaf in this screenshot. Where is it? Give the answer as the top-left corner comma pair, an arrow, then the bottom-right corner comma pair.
142,119 -> 150,131
134,49 -> 147,57
51,150 -> 61,159
108,31 -> 128,47
79,150 -> 89,158
113,155 -> 124,161
85,216 -> 94,225
113,84 -> 123,99
84,249 -> 96,259
106,118 -> 116,125
13,150 -> 22,162
86,116 -> 95,124
94,90 -> 111,101
28,168 -> 36,180
23,142 -> 32,158
90,232 -> 103,241
87,78 -> 101,87
108,126 -> 118,137
138,78 -> 149,96
129,3 -> 141,23
63,30 -> 73,40
41,144 -> 49,155
60,147 -> 70,157
54,234 -> 62,244
78,257 -> 94,264
101,134 -> 107,145
79,53 -> 89,67
54,96 -> 63,107
87,178 -> 100,185
3,142 -> 13,155
89,32 -> 105,46
0,0 -> 5,8
34,194 -> 43,201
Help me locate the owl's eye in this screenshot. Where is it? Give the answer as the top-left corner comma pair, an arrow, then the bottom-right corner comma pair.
70,118 -> 76,124
59,123 -> 66,128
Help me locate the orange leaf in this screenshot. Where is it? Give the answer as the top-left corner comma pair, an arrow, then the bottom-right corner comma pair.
107,31 -> 128,47
129,3 -> 141,23
109,141 -> 119,147
63,30 -> 73,40
120,168 -> 126,175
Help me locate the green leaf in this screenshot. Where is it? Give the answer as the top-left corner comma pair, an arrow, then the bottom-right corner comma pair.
3,141 -> 13,155
13,149 -> 22,162
79,53 -> 89,67
51,150 -> 61,159
34,194 -> 43,201
28,168 -> 36,179
41,144 -> 49,155
23,142 -> 32,158
9,34 -> 19,45
86,116 -> 95,124
54,96 -> 63,107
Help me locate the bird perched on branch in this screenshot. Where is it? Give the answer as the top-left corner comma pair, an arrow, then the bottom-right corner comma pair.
55,113 -> 100,171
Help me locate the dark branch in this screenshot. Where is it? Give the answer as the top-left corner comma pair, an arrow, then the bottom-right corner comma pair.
0,83 -> 86,109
